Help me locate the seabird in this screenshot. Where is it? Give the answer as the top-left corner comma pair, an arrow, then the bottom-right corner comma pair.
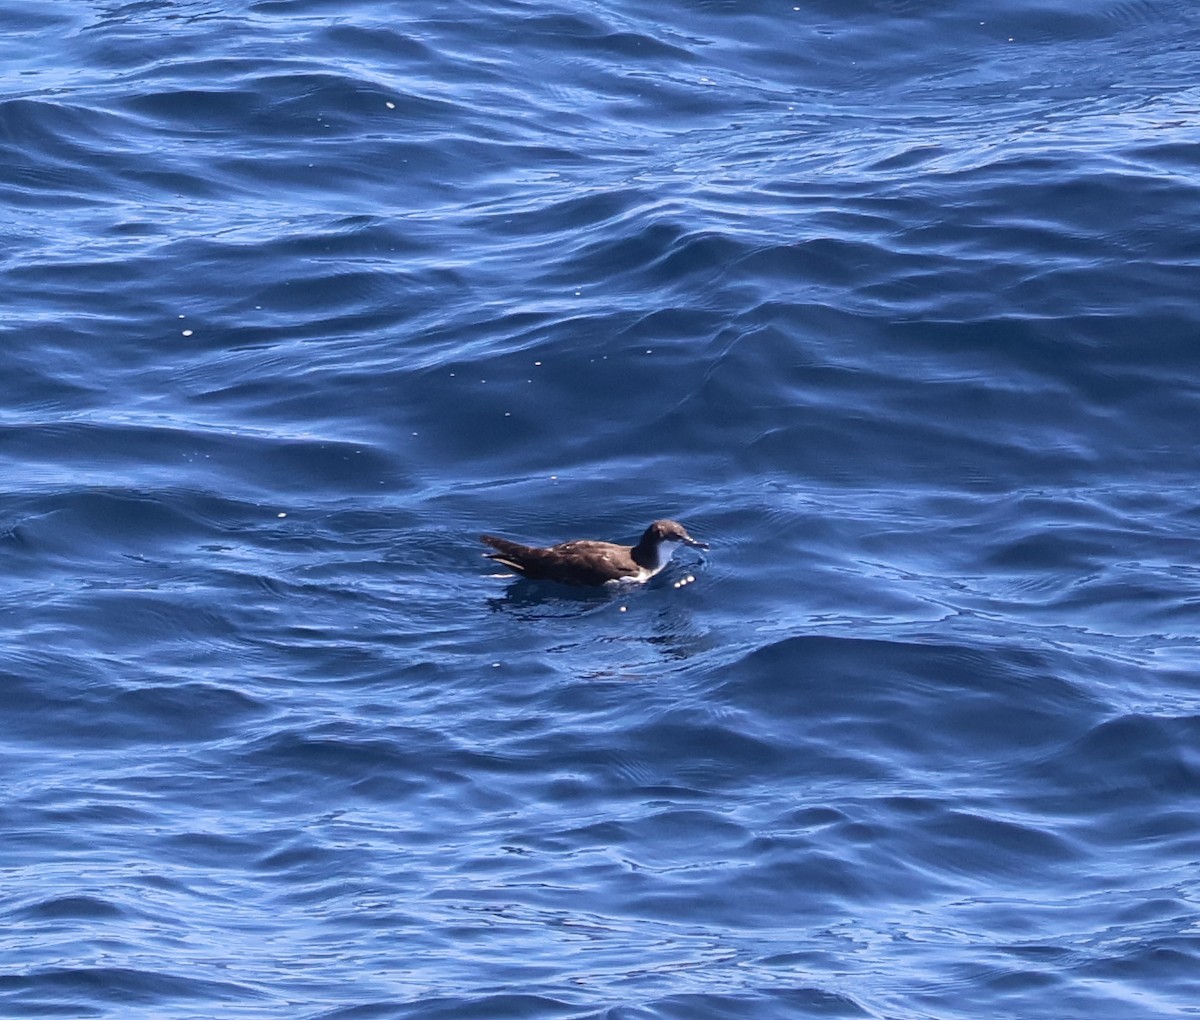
481,519 -> 708,586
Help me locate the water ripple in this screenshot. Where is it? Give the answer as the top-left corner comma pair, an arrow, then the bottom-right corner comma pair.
3,0 -> 1200,1017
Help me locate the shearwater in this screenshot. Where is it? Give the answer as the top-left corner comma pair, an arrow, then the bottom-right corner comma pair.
481,519 -> 708,586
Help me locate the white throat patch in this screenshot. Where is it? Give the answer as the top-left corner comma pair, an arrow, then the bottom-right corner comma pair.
637,538 -> 683,579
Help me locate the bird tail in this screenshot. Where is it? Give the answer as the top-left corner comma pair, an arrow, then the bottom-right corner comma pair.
480,534 -> 531,575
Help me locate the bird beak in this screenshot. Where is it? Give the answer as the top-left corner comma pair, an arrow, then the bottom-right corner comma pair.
684,536 -> 709,550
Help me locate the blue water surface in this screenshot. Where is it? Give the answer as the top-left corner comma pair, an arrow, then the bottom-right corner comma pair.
2,1 -> 1200,1017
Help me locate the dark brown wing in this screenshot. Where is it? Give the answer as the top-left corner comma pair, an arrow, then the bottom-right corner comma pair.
480,536 -> 636,586
541,540 -> 640,585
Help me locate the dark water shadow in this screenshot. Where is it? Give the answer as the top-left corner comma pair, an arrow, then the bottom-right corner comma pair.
484,575 -> 619,620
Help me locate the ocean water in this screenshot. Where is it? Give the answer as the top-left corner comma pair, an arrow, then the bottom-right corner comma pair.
2,0 -> 1199,1017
